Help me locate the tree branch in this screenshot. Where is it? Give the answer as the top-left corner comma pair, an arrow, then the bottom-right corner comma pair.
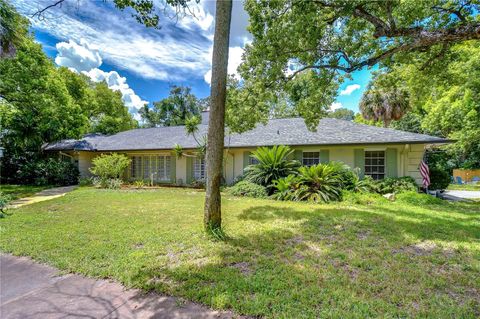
287,23 -> 480,78
31,0 -> 66,19
432,5 -> 466,22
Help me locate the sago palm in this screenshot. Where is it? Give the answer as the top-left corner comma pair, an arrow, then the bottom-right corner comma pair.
294,164 -> 343,202
244,145 -> 300,192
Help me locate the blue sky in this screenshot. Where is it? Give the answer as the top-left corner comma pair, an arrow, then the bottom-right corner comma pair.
13,0 -> 372,117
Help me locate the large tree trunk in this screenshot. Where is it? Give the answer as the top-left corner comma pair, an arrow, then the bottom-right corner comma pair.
204,0 -> 232,231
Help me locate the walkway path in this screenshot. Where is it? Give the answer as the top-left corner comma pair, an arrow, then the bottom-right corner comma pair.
0,254 -> 237,319
7,186 -> 77,209
442,190 -> 480,201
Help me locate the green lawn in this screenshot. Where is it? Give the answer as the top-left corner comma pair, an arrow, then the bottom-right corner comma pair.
0,188 -> 479,318
448,183 -> 480,191
0,184 -> 50,200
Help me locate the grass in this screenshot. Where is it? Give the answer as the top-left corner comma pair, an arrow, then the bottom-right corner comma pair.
0,184 -> 50,200
0,187 -> 479,318
448,183 -> 480,191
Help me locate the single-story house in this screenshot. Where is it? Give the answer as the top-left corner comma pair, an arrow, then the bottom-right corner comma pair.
44,112 -> 449,186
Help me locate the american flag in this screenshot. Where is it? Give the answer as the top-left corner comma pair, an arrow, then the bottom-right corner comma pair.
420,159 -> 430,188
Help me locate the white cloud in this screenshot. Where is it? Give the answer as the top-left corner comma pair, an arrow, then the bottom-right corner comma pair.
54,39 -> 147,116
204,46 -> 244,85
330,102 -> 343,111
83,68 -> 147,116
339,84 -> 361,96
13,0 -> 213,81
55,39 -> 102,72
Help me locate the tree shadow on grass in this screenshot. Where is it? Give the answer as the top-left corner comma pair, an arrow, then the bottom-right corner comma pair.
130,203 -> 480,317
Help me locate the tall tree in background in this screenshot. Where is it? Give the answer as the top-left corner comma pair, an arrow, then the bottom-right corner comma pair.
0,0 -> 27,58
140,85 -> 202,127
328,108 -> 355,121
235,0 -> 480,129
359,73 -> 409,127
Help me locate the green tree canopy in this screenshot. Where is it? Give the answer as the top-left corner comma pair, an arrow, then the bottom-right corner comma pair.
233,0 -> 480,130
328,108 -> 355,121
140,85 -> 203,127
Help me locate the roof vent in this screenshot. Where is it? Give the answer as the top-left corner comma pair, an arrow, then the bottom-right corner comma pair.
277,130 -> 280,135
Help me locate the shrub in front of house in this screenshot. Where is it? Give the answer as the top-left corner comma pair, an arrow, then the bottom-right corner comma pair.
244,145 -> 300,194
17,158 -> 79,186
272,163 -> 344,203
90,153 -> 131,189
225,181 -> 268,198
369,176 -> 418,194
428,168 -> 450,190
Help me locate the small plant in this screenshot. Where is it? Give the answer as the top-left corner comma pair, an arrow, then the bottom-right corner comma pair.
133,180 -> 145,188
0,192 -> 12,218
272,175 -> 298,201
106,178 -> 123,190
225,180 -> 267,198
244,145 -> 300,193
78,177 -> 93,186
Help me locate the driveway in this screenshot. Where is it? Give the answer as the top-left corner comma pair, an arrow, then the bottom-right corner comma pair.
442,190 -> 480,201
0,254 -> 238,319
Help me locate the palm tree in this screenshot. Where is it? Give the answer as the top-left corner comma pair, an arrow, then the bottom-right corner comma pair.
360,81 -> 409,128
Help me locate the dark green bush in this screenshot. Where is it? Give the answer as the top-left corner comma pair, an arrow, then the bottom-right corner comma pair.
226,181 -> 268,198
428,168 -> 450,190
17,158 -> 79,186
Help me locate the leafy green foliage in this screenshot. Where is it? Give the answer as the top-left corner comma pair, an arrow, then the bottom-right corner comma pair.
16,158 -> 79,186
293,164 -> 344,203
370,42 -> 480,169
140,86 -> 203,127
0,0 -> 28,58
225,181 -> 267,199
0,8 -> 137,184
90,154 -> 131,186
271,175 -> 298,201
396,191 -> 444,205
367,176 -> 418,195
327,108 -> 355,121
0,192 -> 11,216
234,0 -> 480,130
429,168 -> 451,190
360,72 -> 409,127
244,145 -> 300,192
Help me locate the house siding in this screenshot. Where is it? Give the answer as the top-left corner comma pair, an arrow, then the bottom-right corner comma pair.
73,143 -> 427,186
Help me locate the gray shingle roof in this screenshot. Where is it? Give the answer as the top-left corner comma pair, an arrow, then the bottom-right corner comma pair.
43,118 -> 449,152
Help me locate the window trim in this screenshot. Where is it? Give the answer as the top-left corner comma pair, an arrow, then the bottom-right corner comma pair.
129,154 -> 171,182
364,150 -> 386,180
193,157 -> 206,180
302,151 -> 320,167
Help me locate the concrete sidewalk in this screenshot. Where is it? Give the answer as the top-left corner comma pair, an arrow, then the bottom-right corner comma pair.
442,190 -> 480,201
7,186 -> 77,209
0,254 -> 238,319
